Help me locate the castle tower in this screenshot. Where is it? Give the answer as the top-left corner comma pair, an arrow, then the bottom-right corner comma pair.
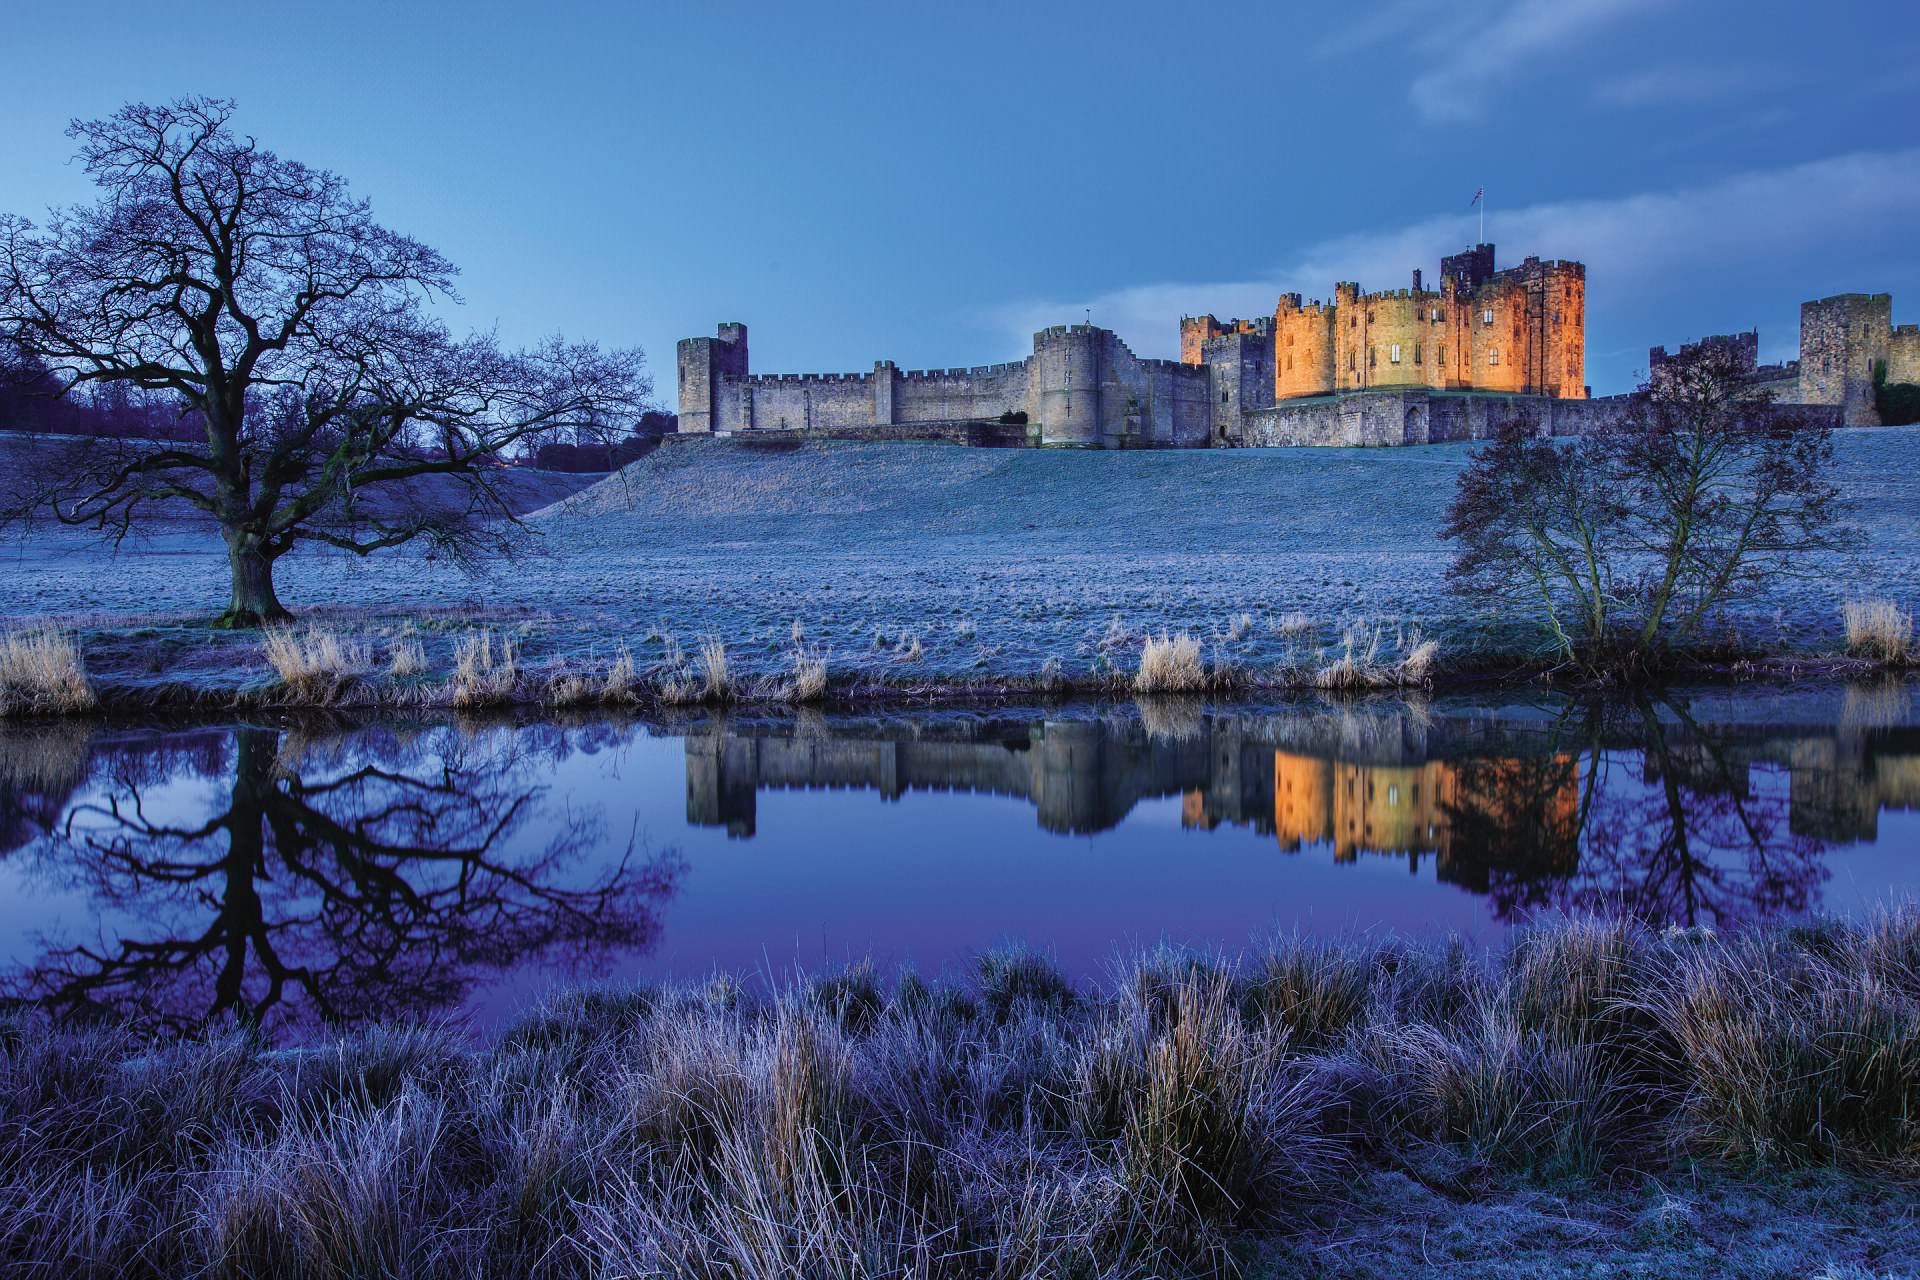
1800,294 -> 1891,426
676,322 -> 750,434
1031,325 -> 1102,446
1201,318 -> 1274,446
1273,293 -> 1336,400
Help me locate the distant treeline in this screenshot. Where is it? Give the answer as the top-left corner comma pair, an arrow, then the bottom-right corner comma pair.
0,346 -> 677,463
531,412 -> 678,472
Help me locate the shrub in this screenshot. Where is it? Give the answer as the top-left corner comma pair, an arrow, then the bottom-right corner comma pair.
1875,380 -> 1920,427
0,624 -> 96,716
1842,598 -> 1914,663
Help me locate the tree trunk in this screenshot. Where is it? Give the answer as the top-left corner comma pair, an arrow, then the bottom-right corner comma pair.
217,529 -> 290,628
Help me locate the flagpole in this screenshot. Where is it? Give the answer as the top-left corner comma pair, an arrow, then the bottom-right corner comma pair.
1479,187 -> 1485,246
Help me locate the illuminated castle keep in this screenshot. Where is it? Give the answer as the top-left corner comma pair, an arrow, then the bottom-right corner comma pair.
1181,244 -> 1587,403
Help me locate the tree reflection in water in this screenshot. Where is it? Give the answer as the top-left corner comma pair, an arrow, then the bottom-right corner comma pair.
3,723 -> 682,1036
1443,698 -> 1830,928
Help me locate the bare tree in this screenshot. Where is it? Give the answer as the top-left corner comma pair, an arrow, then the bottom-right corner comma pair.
0,97 -> 651,625
1442,345 -> 1853,669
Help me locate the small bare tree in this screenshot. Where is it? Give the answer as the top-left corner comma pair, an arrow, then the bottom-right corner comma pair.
0,97 -> 651,625
1442,345 -> 1853,669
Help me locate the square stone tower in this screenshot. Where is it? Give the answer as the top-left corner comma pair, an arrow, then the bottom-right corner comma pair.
1799,295 -> 1890,426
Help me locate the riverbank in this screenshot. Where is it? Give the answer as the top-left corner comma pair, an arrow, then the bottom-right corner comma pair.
4,911 -> 1917,1277
0,603 -> 1913,719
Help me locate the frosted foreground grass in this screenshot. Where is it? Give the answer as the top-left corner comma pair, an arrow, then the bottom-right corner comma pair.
3,911 -> 1919,1278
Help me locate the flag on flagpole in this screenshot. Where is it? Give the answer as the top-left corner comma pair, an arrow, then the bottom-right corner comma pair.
1469,186 -> 1484,208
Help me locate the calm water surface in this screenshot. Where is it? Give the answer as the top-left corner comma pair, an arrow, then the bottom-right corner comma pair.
2,683 -> 1915,1041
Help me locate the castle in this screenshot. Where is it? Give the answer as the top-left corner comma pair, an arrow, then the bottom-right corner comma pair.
677,243 -> 1873,448
678,242 -> 1611,449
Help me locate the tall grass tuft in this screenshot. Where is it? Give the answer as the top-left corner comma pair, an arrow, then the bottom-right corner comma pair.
386,631 -> 428,678
262,625 -> 370,703
1117,976 -> 1335,1244
698,636 -> 733,702
1640,928 -> 1920,1167
1843,598 -> 1914,663
0,624 -> 96,716
1134,631 -> 1207,693
449,629 -> 519,708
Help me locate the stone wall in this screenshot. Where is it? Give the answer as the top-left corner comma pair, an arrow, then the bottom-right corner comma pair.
892,361 -> 1030,425
1888,325 -> 1920,386
1237,390 -> 1839,448
740,372 -> 874,432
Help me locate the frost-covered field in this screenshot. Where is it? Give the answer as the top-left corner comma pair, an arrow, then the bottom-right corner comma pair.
3,430 -> 1916,690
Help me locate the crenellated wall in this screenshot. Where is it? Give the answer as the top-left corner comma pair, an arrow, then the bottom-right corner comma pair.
677,321 -> 1212,448
892,361 -> 1031,425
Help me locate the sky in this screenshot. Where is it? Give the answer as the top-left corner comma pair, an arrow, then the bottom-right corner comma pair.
3,0 -> 1917,402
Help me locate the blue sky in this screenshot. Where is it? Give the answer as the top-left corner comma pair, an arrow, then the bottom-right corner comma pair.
3,0 -> 1916,401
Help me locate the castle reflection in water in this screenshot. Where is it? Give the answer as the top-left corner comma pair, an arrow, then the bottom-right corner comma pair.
684,701 -> 1920,883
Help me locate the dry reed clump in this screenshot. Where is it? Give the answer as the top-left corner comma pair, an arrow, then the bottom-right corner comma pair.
1310,622 -> 1440,690
548,644 -> 643,709
385,629 -> 428,678
1134,631 -> 1208,694
448,629 -> 519,708
656,635 -> 734,706
1842,598 -> 1914,664
0,624 -> 96,716
772,646 -> 828,704
5,912 -> 1920,1277
262,625 -> 371,703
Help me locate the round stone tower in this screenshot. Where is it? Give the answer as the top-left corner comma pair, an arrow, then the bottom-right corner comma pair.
1031,325 -> 1102,446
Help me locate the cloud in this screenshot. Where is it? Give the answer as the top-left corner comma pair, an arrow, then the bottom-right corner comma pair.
1310,0 -> 1463,60
986,149 -> 1920,375
1408,0 -> 1660,120
1591,63 -> 1765,108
